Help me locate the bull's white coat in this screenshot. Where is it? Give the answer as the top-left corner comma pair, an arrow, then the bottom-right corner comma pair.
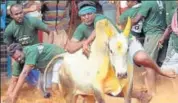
44,18 -> 133,103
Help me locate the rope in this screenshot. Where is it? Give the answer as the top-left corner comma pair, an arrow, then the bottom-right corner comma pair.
68,0 -> 78,37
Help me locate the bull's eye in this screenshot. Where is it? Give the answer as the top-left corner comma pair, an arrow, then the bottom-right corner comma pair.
108,45 -> 114,54
110,49 -> 113,54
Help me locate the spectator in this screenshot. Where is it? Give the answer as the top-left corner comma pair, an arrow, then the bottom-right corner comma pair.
159,7 -> 178,74
99,0 -> 117,24
3,4 -> 53,46
6,0 -> 41,25
118,0 -> 144,44
161,1 -> 178,62
157,0 -> 178,67
41,1 -> 70,48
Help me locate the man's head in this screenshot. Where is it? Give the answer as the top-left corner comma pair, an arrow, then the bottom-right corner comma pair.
7,43 -> 25,63
10,4 -> 24,23
126,0 -> 141,8
78,1 -> 96,25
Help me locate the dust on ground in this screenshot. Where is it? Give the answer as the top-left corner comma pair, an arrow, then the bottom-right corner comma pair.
1,68 -> 178,103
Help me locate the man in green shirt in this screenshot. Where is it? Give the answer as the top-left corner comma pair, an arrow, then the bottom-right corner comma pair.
64,1 -> 111,54
158,7 -> 178,74
118,0 -> 144,44
5,43 -> 65,103
161,1 -> 178,60
6,0 -> 42,27
131,0 -> 167,96
3,4 -> 53,46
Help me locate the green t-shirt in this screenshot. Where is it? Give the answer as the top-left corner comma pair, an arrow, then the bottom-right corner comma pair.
138,1 -> 166,35
12,43 -> 65,76
119,4 -> 143,37
164,1 -> 177,25
163,1 -> 178,52
73,14 -> 109,41
164,1 -> 178,52
4,16 -> 48,46
171,34 -> 178,52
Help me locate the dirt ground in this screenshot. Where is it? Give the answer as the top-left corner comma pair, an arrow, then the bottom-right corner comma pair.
1,68 -> 178,103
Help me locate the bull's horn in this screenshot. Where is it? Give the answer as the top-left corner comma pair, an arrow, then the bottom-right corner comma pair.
123,17 -> 131,37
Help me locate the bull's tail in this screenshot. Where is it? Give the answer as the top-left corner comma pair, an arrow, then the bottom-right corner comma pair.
43,54 -> 64,93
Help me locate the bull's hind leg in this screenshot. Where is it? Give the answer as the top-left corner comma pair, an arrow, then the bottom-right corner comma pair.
59,64 -> 76,103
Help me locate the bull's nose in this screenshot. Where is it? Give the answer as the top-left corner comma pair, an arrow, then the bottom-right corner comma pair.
117,73 -> 127,79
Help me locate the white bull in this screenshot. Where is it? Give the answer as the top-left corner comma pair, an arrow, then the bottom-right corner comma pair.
44,18 -> 134,103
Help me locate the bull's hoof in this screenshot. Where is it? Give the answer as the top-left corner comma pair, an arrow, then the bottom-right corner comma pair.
43,92 -> 51,98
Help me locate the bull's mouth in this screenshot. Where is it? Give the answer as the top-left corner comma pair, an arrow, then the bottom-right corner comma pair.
117,73 -> 127,79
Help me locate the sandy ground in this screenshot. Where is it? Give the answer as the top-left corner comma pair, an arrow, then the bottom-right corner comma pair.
1,68 -> 178,103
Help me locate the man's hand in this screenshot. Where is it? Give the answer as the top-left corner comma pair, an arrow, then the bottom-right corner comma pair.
158,37 -> 164,49
7,93 -> 17,103
82,41 -> 90,58
5,76 -> 18,99
3,93 -> 17,103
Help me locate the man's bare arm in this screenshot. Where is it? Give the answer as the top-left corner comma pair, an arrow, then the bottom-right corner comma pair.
162,25 -> 172,40
85,30 -> 96,45
65,39 -> 86,53
12,65 -> 34,97
6,76 -> 18,96
23,3 -> 41,14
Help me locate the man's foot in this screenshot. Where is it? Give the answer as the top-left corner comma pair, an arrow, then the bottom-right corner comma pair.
162,69 -> 176,78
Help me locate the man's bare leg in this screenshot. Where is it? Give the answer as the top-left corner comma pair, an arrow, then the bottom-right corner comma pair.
144,68 -> 156,96
133,51 -> 168,96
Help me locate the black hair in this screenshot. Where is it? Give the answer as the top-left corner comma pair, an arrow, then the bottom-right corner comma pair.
7,43 -> 23,56
9,4 -> 23,14
127,0 -> 141,3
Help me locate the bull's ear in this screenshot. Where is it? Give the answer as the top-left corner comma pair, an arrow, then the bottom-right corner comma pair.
104,20 -> 114,38
123,17 -> 131,37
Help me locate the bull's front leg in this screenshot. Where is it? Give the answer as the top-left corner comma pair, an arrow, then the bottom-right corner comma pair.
123,63 -> 134,103
92,81 -> 105,103
122,81 -> 132,103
